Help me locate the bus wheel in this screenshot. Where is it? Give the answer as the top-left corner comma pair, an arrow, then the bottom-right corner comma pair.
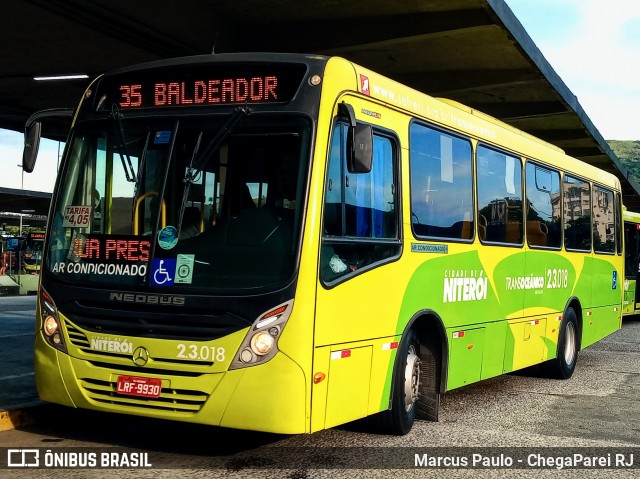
546,307 -> 579,379
380,329 -> 421,435
416,335 -> 441,422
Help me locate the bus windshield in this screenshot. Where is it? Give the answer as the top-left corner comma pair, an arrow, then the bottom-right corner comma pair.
47,114 -> 311,292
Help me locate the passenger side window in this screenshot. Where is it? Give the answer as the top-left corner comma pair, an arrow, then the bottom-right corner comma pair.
593,186 -> 615,254
410,123 -> 473,240
563,175 -> 591,251
616,192 -> 623,255
476,146 -> 523,244
624,220 -> 640,277
321,123 -> 400,283
525,162 -> 562,248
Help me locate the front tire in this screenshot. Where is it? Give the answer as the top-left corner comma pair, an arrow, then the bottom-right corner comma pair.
379,328 -> 422,435
546,307 -> 579,379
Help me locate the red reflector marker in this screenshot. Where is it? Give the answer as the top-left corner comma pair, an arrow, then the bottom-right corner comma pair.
382,342 -> 399,350
331,350 -> 351,360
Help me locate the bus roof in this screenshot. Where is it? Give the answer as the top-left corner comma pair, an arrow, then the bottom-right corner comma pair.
624,209 -> 640,223
336,57 -> 621,191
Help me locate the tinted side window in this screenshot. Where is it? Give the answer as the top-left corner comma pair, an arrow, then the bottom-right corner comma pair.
563,175 -> 591,251
409,123 -> 473,240
321,123 -> 400,283
616,193 -> 623,255
624,221 -> 640,277
593,186 -> 615,253
477,146 -> 523,244
525,162 -> 562,248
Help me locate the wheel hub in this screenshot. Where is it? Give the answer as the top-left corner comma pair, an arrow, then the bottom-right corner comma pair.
404,345 -> 421,412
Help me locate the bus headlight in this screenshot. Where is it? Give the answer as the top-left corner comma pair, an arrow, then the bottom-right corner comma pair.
43,316 -> 59,336
229,299 -> 293,370
251,332 -> 274,356
39,287 -> 67,353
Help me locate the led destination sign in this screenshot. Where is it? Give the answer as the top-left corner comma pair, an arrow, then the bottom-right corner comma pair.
72,235 -> 151,262
96,62 -> 308,110
121,76 -> 278,108
50,235 -> 151,278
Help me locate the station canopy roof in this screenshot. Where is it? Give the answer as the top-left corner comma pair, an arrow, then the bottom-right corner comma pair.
0,186 -> 50,225
3,0 -> 639,210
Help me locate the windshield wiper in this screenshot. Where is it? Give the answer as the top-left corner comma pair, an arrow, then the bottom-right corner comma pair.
177,106 -> 250,236
111,104 -> 137,183
194,105 -> 250,172
134,130 -> 151,194
183,131 -> 204,191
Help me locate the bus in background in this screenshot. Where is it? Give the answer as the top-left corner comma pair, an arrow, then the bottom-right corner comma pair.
24,54 -> 624,435
623,210 -> 640,317
22,231 -> 45,274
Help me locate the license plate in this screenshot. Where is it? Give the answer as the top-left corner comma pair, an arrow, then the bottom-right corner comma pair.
116,375 -> 162,398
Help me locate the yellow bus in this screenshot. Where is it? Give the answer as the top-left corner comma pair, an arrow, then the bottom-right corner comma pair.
22,231 -> 45,274
26,54 -> 623,435
623,209 -> 640,316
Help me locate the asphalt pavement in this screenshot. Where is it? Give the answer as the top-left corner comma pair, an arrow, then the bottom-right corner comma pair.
0,295 -> 40,430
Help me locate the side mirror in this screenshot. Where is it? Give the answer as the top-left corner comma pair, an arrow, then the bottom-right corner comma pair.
23,121 -> 42,173
348,123 -> 373,174
22,108 -> 74,173
339,102 -> 373,174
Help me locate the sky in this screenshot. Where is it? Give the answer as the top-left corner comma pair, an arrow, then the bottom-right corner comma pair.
1,0 -> 640,194
504,0 -> 640,140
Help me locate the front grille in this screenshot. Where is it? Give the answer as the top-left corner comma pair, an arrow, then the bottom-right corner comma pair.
80,378 -> 208,414
65,321 -> 215,371
66,322 -> 91,348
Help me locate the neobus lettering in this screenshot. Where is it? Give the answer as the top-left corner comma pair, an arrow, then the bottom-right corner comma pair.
109,292 -> 186,306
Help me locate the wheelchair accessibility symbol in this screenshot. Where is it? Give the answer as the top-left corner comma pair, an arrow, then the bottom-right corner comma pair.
151,258 -> 176,286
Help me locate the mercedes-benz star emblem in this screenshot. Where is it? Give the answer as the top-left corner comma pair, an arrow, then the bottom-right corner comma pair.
132,346 -> 150,366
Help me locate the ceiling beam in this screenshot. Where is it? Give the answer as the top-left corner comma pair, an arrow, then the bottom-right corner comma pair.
25,0 -> 203,58
235,9 -> 493,53
399,69 -> 543,96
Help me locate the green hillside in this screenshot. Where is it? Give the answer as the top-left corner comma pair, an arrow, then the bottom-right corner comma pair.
608,140 -> 640,184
